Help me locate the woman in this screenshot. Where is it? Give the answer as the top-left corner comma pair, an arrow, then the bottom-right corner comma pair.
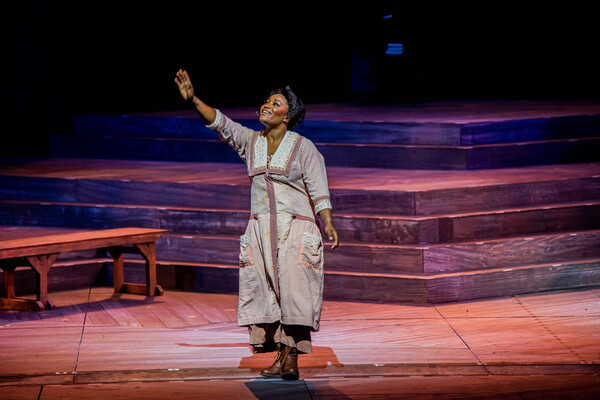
175,70 -> 339,380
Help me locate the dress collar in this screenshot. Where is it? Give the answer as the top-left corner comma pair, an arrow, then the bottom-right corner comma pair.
248,131 -> 302,177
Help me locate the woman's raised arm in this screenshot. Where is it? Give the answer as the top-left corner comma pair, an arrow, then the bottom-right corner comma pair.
174,69 -> 217,125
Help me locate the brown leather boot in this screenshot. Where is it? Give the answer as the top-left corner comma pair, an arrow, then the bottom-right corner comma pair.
281,346 -> 299,380
260,343 -> 287,377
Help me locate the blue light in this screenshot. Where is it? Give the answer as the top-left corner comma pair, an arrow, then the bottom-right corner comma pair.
385,43 -> 404,55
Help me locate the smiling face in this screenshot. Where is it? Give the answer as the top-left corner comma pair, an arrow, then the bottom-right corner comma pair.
259,94 -> 289,128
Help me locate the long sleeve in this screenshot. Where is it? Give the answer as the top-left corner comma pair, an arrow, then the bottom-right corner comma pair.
206,109 -> 255,162
300,139 -> 332,214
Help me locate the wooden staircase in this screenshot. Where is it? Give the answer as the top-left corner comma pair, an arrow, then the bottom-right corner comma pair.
1,101 -> 600,303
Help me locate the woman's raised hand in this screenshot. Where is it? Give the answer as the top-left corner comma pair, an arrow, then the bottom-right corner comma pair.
174,69 -> 194,101
173,69 -> 216,124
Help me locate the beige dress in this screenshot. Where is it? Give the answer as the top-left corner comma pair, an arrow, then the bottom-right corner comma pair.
207,110 -> 332,352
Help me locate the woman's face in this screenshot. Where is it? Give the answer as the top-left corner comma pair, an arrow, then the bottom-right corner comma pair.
259,94 -> 289,128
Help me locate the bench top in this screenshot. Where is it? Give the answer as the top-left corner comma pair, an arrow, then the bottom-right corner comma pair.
0,227 -> 168,259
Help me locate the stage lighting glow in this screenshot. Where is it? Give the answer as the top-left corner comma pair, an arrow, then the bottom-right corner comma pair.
385,43 -> 404,55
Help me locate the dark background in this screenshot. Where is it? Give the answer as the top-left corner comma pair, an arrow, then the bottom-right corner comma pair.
1,2 -> 598,157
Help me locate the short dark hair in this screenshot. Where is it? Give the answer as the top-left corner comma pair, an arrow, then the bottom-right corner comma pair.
268,85 -> 306,131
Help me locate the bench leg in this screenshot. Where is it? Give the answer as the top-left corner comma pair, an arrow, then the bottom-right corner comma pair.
0,262 -> 44,311
0,255 -> 58,311
28,254 -> 58,310
108,244 -> 163,297
135,242 -> 164,296
1,265 -> 16,299
107,247 -> 125,295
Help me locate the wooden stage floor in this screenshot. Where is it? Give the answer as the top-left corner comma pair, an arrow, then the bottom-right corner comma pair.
1,287 -> 599,399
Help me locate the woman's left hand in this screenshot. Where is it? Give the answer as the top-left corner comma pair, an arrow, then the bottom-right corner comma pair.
318,208 -> 339,249
324,223 -> 339,250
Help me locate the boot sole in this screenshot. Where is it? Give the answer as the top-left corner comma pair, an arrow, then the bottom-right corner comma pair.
281,372 -> 299,380
260,372 -> 282,378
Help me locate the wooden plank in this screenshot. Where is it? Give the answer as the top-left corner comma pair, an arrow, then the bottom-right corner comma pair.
414,176 -> 600,215
489,137 -> 600,168
78,179 -> 252,210
331,188 -> 416,215
0,175 -> 78,202
0,326 -> 82,376
427,259 -> 600,303
4,158 -> 599,191
74,114 -> 465,145
0,201 -> 162,231
329,214 -> 434,244
323,271 -> 429,303
1,286 -> 600,394
158,234 -> 424,275
0,386 -> 42,398
49,135 -> 243,164
73,114 -> 221,139
300,120 -> 462,145
3,158 -> 599,189
47,133 -> 600,169
461,114 -> 600,145
307,375 -> 600,399
0,297 -> 45,311
154,290 -> 211,326
3,166 -> 600,220
445,315 -> 599,365
423,230 -> 600,273
40,378 -> 312,399
514,289 -> 600,317
0,228 -> 167,259
74,105 -> 600,144
447,202 -> 600,242
2,159 -> 599,216
3,200 -> 598,245
158,208 -> 251,236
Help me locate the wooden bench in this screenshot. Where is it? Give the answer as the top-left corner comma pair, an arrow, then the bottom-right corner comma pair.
0,227 -> 167,311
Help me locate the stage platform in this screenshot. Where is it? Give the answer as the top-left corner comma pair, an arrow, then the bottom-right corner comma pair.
1,100 -> 600,397
1,158 -> 599,303
53,100 -> 600,169
0,287 -> 599,399
1,100 -> 600,303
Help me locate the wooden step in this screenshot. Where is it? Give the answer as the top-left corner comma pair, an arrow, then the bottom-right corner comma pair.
106,257 -> 600,304
420,230 -> 600,273
3,159 -> 599,216
3,172 -> 599,216
73,112 -> 600,146
155,230 -> 600,275
324,258 -> 600,303
6,228 -> 598,285
1,200 -> 599,245
73,115 -> 464,145
333,201 -> 600,244
425,258 -> 600,303
49,134 -> 600,170
316,137 -> 600,170
0,175 -> 252,211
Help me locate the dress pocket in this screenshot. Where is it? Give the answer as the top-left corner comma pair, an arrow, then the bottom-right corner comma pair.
239,233 -> 254,268
298,232 -> 323,269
